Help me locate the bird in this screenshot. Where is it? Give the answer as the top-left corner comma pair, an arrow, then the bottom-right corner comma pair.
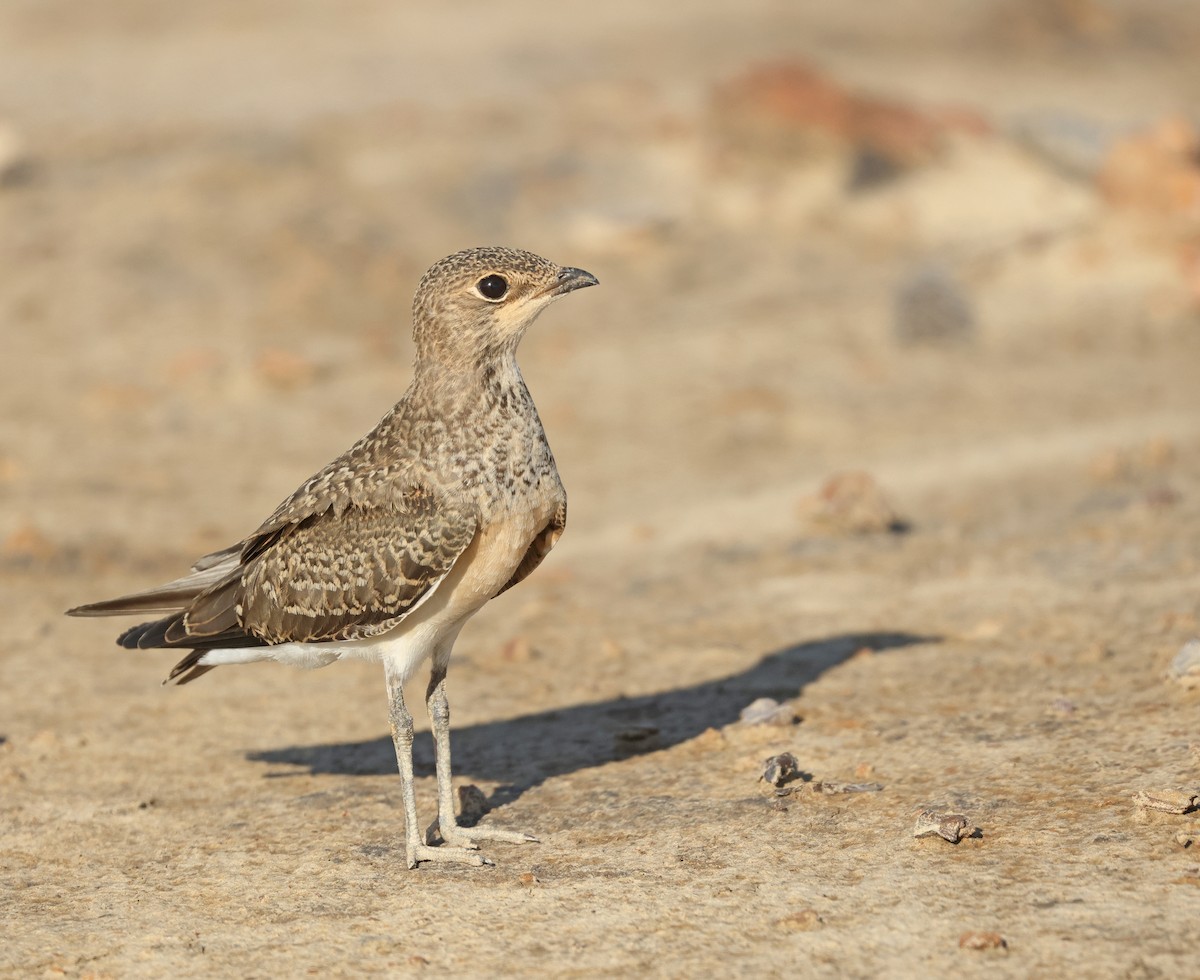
67,246 -> 598,869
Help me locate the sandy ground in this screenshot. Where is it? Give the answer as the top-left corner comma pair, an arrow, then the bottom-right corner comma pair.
3,1 -> 1200,976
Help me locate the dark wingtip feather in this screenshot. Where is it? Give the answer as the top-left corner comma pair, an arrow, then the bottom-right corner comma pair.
117,621 -> 152,648
117,618 -> 179,649
164,650 -> 214,685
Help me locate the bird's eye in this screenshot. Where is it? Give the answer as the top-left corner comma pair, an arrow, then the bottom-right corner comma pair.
477,275 -> 508,300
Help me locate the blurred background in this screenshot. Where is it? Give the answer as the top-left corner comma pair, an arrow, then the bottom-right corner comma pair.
3,2 -> 1200,974
1,0 -> 1198,559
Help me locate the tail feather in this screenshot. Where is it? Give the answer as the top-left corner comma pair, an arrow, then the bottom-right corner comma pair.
71,540 -> 259,687
66,558 -> 238,618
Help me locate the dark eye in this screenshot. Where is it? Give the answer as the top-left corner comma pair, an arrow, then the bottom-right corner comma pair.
477,275 -> 508,300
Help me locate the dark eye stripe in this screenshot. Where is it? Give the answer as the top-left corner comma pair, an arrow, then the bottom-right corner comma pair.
477,275 -> 508,300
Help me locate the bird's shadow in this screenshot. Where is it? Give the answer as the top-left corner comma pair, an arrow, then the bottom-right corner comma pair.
247,631 -> 936,807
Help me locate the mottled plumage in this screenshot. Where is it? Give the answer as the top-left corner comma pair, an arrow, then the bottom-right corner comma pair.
68,246 -> 597,867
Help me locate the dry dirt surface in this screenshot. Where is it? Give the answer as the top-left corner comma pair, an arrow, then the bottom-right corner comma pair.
4,1 -> 1200,977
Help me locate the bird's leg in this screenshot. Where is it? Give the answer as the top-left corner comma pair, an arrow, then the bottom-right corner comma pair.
384,662 -> 488,868
425,662 -> 539,850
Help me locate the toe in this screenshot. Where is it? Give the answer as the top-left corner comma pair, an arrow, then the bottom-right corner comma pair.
408,843 -> 493,868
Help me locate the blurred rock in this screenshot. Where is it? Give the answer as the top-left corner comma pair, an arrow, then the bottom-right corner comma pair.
893,263 -> 976,345
711,62 -> 862,162
847,147 -> 905,192
1011,110 -> 1114,179
704,65 -> 994,228
0,456 -> 24,484
255,348 -> 317,389
1089,438 -> 1178,482
799,471 -> 906,535
1142,485 -> 1181,510
457,784 -> 489,826
710,61 -> 986,174
761,752 -> 800,787
839,137 -> 1097,249
499,636 -> 535,663
913,809 -> 971,843
2,523 -> 56,562
1098,116 -> 1200,222
599,638 -> 624,659
775,909 -> 823,932
1142,436 -> 1177,469
1181,242 -> 1200,307
989,0 -> 1122,48
963,618 -> 1005,641
1167,640 -> 1200,690
167,347 -> 225,385
1131,788 -> 1198,814
0,121 -> 33,187
959,931 -> 1007,951
739,697 -> 797,727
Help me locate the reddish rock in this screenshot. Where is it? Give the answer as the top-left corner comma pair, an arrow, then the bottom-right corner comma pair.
711,61 -> 989,169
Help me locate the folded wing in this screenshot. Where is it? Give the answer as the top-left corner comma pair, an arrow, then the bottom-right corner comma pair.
69,485 -> 478,656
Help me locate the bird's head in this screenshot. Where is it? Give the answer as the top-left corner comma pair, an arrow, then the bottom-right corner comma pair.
411,246 -> 598,368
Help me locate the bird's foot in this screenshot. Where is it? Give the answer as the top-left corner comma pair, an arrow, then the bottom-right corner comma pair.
428,817 -> 539,849
406,841 -> 494,870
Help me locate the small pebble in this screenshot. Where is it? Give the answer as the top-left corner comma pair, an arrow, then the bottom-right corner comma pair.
761,752 -> 800,787
774,908 -> 822,932
1167,639 -> 1200,689
2,523 -> 56,561
800,471 -> 906,535
893,263 -> 975,346
499,635 -> 535,663
811,780 -> 884,795
457,785 -> 489,825
1011,110 -> 1112,179
254,347 -> 317,389
739,697 -> 797,726
599,638 -> 624,659
614,726 -> 660,756
0,120 -> 32,185
1131,789 -> 1199,814
914,809 -> 971,843
958,931 -> 1006,951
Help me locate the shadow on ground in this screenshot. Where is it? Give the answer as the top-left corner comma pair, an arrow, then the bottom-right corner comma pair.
248,631 -> 936,803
